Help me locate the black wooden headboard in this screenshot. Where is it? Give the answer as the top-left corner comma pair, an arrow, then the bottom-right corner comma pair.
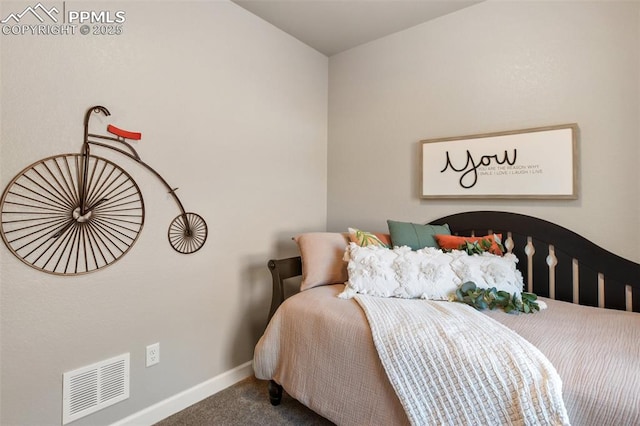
432,211 -> 639,312
268,211 -> 640,318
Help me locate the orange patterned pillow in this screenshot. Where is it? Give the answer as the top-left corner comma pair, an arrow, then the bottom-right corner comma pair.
435,234 -> 504,256
348,228 -> 391,248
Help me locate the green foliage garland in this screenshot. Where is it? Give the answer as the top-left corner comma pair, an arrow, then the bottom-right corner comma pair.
457,235 -> 506,255
451,281 -> 541,314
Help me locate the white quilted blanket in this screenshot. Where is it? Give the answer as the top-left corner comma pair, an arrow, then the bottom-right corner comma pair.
354,295 -> 570,426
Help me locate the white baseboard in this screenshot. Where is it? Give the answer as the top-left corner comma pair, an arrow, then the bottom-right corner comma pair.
111,361 -> 254,426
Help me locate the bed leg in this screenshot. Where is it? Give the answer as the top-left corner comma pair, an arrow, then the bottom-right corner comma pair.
268,380 -> 283,406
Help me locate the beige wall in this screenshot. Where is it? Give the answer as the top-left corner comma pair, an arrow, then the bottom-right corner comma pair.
0,1 -> 327,424
328,0 -> 640,263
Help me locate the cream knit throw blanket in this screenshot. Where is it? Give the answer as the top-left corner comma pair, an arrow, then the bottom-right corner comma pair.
355,295 -> 570,426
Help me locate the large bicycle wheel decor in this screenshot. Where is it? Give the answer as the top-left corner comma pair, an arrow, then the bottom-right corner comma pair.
1,153 -> 144,275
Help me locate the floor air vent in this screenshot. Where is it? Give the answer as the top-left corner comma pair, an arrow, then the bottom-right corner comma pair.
62,353 -> 130,424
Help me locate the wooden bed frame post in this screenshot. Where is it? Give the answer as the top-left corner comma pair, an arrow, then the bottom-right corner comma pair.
268,380 -> 283,406
266,257 -> 302,406
267,257 -> 302,322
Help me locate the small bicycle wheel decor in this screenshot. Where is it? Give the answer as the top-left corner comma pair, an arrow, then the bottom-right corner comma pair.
0,106 -> 207,275
168,212 -> 208,254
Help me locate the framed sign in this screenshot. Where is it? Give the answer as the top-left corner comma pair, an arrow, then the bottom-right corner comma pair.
421,124 -> 578,199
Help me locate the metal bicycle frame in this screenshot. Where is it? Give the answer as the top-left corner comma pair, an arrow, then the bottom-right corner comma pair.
81,105 -> 192,237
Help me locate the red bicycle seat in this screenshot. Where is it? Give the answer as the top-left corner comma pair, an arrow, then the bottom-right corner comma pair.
107,124 -> 142,140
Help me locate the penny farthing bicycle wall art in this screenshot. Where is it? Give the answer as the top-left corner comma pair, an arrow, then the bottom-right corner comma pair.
0,105 -> 208,275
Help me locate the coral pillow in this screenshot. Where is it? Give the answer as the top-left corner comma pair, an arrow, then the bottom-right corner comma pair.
293,232 -> 349,291
435,234 -> 504,256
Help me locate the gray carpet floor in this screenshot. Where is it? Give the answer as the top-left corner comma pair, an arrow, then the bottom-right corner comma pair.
154,376 -> 335,425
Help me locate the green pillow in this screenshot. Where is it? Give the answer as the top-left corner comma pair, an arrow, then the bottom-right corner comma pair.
387,220 -> 451,250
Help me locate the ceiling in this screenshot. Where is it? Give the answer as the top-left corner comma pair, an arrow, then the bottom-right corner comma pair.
232,0 -> 483,56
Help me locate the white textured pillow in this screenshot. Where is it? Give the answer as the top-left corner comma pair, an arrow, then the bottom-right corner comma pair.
450,252 -> 524,296
339,244 -> 461,300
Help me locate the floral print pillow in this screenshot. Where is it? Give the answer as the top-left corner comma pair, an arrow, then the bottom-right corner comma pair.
348,227 -> 391,248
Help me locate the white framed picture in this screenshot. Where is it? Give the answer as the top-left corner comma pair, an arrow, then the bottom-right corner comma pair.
421,124 -> 578,199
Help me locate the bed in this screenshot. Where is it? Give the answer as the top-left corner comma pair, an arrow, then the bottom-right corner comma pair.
253,211 -> 640,426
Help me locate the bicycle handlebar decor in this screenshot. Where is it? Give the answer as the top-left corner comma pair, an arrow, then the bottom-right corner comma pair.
0,105 -> 208,275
